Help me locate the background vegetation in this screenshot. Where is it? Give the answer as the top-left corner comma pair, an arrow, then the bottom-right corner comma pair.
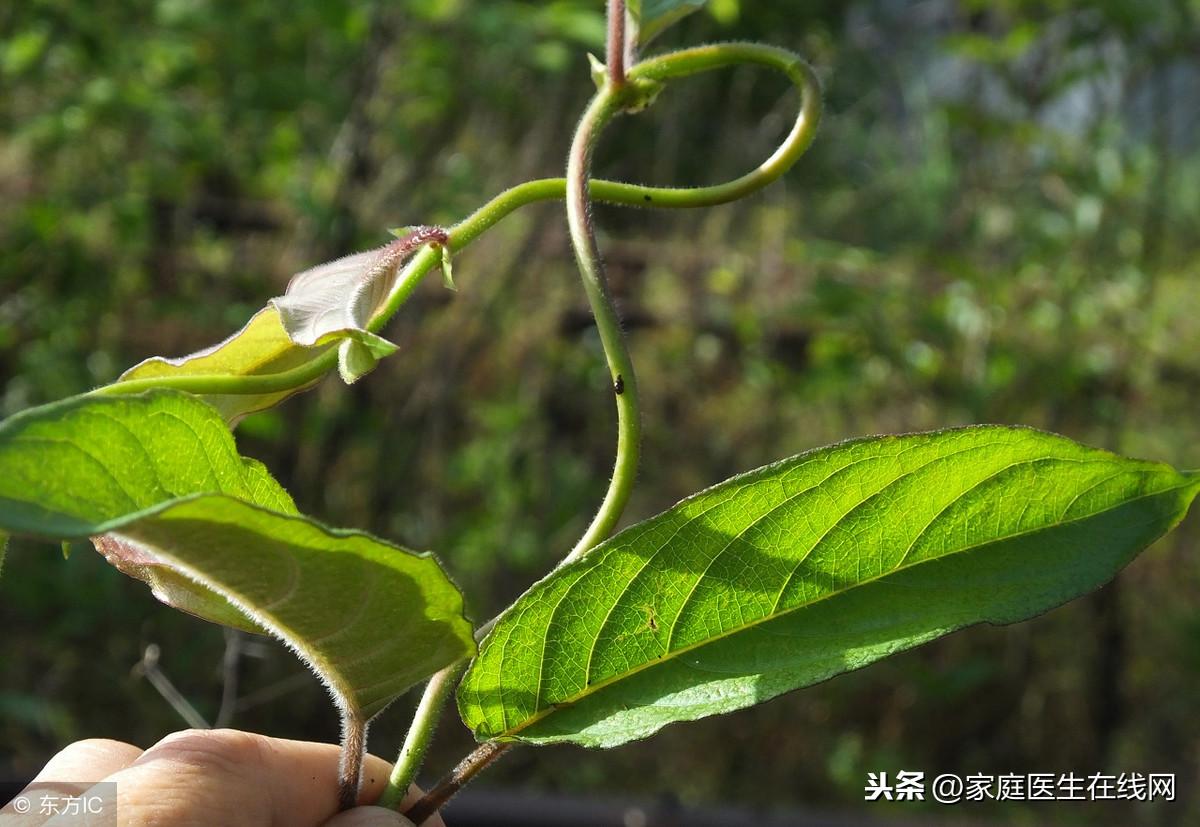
2,0 -> 1198,824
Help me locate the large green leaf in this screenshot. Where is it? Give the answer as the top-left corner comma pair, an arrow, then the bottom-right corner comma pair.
0,389 -> 297,538
116,308 -> 333,425
0,388 -> 297,631
459,427 -> 1199,747
628,0 -> 707,46
0,391 -> 475,718
94,495 -> 474,719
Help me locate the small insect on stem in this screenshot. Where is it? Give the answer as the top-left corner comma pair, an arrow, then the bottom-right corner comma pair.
613,374 -> 625,395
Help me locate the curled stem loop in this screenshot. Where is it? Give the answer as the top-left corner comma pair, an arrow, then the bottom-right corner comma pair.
94,45 -> 820,407
389,42 -> 822,816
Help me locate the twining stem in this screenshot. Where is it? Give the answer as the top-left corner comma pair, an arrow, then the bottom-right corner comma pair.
93,45 -> 820,405
337,712 -> 368,811
378,613 -> 500,809
91,40 -> 822,818
401,53 -> 643,825
607,0 -> 627,88
397,43 -> 821,822
562,88 -> 639,563
393,51 -> 640,827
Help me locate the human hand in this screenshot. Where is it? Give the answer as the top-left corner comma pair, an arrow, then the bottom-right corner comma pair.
6,729 -> 446,826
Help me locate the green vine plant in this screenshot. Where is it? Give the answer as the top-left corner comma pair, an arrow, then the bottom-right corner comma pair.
2,1 -> 1198,822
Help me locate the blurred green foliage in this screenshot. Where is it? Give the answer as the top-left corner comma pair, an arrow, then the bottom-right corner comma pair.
2,1 -> 1199,824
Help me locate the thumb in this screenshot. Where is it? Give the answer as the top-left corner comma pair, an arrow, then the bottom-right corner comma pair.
322,805 -> 416,827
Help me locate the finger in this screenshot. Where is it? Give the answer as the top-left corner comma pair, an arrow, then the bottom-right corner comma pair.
353,753 -> 395,806
7,741 -> 142,827
322,806 -> 414,827
101,729 -> 395,827
31,739 -> 144,785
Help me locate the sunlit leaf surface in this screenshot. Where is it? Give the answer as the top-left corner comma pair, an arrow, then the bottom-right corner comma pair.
117,308 -> 332,424
459,426 -> 1199,747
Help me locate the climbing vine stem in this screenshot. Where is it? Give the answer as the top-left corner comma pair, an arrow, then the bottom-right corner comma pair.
92,45 -> 820,407
376,660 -> 468,810
396,42 -> 821,820
561,84 -> 640,563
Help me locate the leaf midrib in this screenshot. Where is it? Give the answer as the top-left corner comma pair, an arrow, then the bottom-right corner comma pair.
541,443 -> 911,719
523,440 -> 1017,727
484,474 -> 1194,739
568,440 -> 953,706
109,519 -> 362,714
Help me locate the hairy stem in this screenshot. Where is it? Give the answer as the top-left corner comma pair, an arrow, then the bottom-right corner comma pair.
607,0 -> 627,88
403,742 -> 511,825
389,80 -> 647,811
562,87 -> 640,563
86,40 -> 823,822
377,614 -> 500,809
559,44 -> 821,563
376,660 -> 468,810
388,43 -> 822,816
337,712 -> 368,811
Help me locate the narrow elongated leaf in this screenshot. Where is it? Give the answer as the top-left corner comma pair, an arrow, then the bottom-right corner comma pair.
459,427 -> 1199,747
0,391 -> 475,717
117,308 -> 332,424
628,0 -> 707,46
